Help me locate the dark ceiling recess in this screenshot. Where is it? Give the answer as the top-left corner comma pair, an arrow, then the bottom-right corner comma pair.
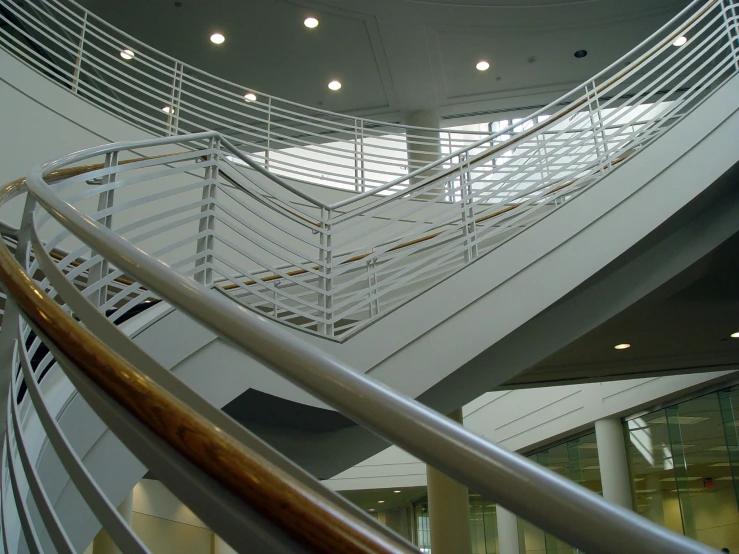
574,49 -> 588,58
223,389 -> 356,433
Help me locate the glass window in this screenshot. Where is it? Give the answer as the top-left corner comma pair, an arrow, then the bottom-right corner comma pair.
628,388 -> 739,552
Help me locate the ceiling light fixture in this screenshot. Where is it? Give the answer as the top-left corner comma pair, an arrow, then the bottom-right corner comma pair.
162,106 -> 173,113
731,331 -> 739,338
369,509 -> 376,512
120,49 -> 134,60
476,60 -> 490,71
378,500 -> 385,504
673,36 -> 688,47
574,50 -> 588,59
304,17 -> 319,28
328,80 -> 342,91
210,33 -> 225,45
244,92 -> 257,102
614,343 -> 631,350
393,490 -> 401,494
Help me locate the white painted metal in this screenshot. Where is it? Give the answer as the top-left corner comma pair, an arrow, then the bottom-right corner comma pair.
0,0 -> 736,552
3,0 -> 733,340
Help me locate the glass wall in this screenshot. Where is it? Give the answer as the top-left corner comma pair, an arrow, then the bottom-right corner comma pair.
518,433 -> 601,554
627,385 -> 739,552
409,432 -> 601,553
399,383 -> 739,553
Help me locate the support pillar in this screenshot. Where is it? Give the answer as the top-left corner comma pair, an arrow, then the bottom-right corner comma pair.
92,492 -> 133,554
213,535 -> 237,554
595,418 -> 634,510
426,408 -> 472,554
406,110 -> 442,194
496,505 -> 521,554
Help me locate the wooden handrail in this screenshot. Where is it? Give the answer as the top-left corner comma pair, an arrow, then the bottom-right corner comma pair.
220,152 -> 631,291
217,0 -> 716,292
0,177 -> 416,553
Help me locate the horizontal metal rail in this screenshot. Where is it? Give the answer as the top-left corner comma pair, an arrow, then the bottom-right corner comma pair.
0,171 -> 417,554
17,136 -> 718,553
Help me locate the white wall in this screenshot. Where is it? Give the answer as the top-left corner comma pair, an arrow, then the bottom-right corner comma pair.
325,371 -> 738,491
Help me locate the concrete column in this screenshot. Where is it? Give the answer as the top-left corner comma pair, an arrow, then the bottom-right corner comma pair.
213,535 -> 237,554
92,492 -> 133,554
595,418 -> 634,510
406,110 -> 442,192
426,408 -> 472,554
496,506 -> 521,554
378,508 -> 410,539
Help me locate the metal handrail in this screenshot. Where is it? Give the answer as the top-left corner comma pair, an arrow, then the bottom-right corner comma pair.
13,140 -> 715,553
0,0 -> 717,196
3,0 -> 737,337
0,172 -> 417,554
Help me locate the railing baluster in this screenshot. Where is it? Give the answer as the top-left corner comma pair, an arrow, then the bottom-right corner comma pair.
71,11 -> 87,94
165,61 -> 182,136
195,136 -> 219,286
88,151 -> 117,308
172,62 -> 184,136
585,82 -> 608,175
722,0 -> 739,71
318,208 -> 334,337
265,97 -> 272,170
459,153 -> 478,263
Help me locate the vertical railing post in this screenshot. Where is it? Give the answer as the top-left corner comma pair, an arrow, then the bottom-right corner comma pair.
195,137 -> 219,286
585,82 -> 610,176
359,120 -> 366,193
318,208 -> 333,337
71,12 -> 88,94
722,0 -> 739,72
458,153 -> 478,264
353,119 -> 366,193
265,97 -> 272,170
165,62 -> 183,136
88,151 -> 118,308
172,63 -> 184,136
366,251 -> 379,319
536,131 -> 559,205
354,119 -> 361,193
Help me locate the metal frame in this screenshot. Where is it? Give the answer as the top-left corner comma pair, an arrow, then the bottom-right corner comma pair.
0,0 -> 736,552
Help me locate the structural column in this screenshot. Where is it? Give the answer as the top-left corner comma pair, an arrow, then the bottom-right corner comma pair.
496,505 -> 521,554
426,408 -> 472,554
92,492 -> 133,554
213,535 -> 237,554
406,110 -> 442,191
594,418 -> 634,510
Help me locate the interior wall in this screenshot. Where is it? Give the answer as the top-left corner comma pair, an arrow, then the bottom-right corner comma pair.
132,513 -> 212,554
325,371 -> 738,491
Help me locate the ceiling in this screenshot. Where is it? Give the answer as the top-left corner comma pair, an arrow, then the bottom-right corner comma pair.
502,213 -> 739,388
76,0 -> 691,123
339,486 -> 426,513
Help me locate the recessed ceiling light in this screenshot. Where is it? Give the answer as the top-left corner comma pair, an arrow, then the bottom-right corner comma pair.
369,509 -> 375,512
378,500 -> 385,504
393,490 -> 401,493
120,49 -> 134,60
614,343 -> 631,350
731,331 -> 739,338
476,60 -> 490,71
162,106 -> 172,113
574,50 -> 588,59
210,33 -> 225,45
673,36 -> 688,47
328,80 -> 342,91
244,92 -> 257,102
304,17 -> 319,28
